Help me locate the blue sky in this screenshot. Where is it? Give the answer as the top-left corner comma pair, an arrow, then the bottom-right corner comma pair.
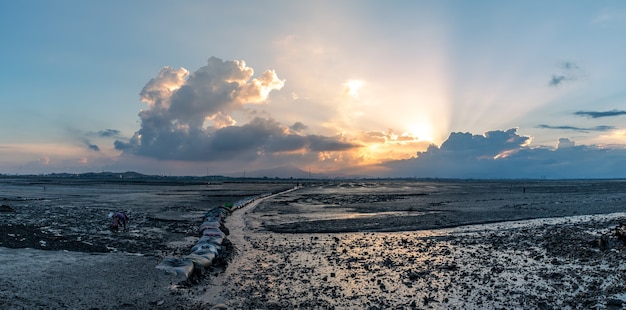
1,1 -> 626,178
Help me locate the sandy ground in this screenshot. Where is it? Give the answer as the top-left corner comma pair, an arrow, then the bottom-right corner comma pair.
2,179 -> 626,309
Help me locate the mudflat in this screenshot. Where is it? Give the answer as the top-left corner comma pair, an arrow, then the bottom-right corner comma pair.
2,178 -> 626,309
205,180 -> 626,309
0,177 -> 292,309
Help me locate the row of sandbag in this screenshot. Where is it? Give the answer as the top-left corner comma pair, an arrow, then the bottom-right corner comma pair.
156,193 -> 272,279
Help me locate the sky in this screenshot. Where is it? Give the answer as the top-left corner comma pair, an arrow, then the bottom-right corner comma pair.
1,1 -> 626,178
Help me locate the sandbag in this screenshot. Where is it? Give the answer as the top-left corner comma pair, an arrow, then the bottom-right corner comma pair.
191,242 -> 220,254
199,234 -> 224,246
199,237 -> 223,247
199,221 -> 221,231
156,194 -> 274,280
192,248 -> 217,261
193,245 -> 221,255
185,253 -> 213,268
204,210 -> 226,220
201,227 -> 226,238
156,257 -> 194,278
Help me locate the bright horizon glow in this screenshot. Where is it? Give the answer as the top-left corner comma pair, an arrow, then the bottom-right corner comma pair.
407,124 -> 434,142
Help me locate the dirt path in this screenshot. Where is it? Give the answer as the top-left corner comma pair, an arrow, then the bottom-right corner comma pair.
199,187 -> 298,306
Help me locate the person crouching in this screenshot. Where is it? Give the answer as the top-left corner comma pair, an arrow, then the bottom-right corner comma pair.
111,212 -> 128,232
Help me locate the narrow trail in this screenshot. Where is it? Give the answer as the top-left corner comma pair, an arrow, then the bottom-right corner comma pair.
199,187 -> 298,305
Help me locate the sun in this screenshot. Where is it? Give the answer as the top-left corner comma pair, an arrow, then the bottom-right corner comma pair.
408,124 -> 434,142
345,79 -> 363,97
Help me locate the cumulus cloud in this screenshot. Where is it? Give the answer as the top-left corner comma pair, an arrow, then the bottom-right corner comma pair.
137,57 -> 286,129
381,128 -> 626,179
537,124 -> 615,132
453,129 -> 528,160
548,61 -> 582,87
574,110 -> 626,118
556,138 -> 575,149
116,57 -> 360,166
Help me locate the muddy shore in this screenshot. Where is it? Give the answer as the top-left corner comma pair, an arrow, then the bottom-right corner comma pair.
2,178 -> 626,309
0,178 -> 293,309
201,180 -> 626,309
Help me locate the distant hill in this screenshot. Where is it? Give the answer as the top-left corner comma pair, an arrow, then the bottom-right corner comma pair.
44,171 -> 149,179
226,165 -> 371,179
228,165 -> 313,179
1,167 -> 370,180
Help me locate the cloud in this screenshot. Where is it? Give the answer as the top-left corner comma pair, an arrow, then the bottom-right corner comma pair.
561,62 -> 580,71
537,124 -> 615,132
290,122 -> 308,132
556,138 -> 575,149
307,135 -> 360,152
437,129 -> 529,156
97,129 -> 121,138
574,110 -> 626,118
381,128 -> 626,179
84,140 -> 100,152
548,75 -> 568,87
116,57 -> 360,166
548,61 -> 582,87
136,57 -> 285,129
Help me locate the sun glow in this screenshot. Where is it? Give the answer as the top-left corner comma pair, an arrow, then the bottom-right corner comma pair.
407,124 -> 434,142
345,80 -> 363,97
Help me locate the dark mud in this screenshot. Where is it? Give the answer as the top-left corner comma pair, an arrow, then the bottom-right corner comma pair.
3,178 -> 626,309
209,180 -> 626,309
0,177 -> 293,309
259,180 -> 626,233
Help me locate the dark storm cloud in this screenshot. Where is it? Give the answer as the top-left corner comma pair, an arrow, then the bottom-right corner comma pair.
537,124 -> 615,132
115,57 -> 360,164
574,110 -> 626,118
381,128 -> 626,179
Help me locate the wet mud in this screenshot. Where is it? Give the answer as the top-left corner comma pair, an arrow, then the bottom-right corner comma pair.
0,177 -> 293,309
207,180 -> 626,309
2,178 -> 626,309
